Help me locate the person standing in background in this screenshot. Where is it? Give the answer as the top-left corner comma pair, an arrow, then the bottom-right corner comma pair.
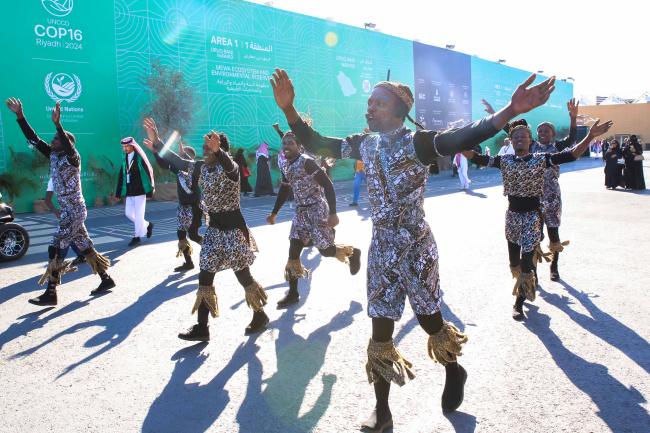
116,137 -> 155,247
623,135 -> 646,190
254,142 -> 276,197
498,138 -> 515,156
234,149 -> 253,196
604,140 -> 623,189
349,158 -> 366,206
453,152 -> 471,190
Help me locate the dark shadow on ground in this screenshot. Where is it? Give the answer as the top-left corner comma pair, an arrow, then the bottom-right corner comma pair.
11,272 -> 197,378
539,282 -> 650,374
247,300 -> 362,433
141,338 -> 260,433
444,411 -> 477,433
0,247 -> 125,305
463,189 -> 487,199
524,304 -> 649,433
230,246 -> 323,311
0,300 -> 96,351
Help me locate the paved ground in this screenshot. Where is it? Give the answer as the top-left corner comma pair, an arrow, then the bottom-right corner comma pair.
1,156 -> 649,433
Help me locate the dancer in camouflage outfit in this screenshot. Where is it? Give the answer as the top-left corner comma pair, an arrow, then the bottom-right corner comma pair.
153,139 -> 203,272
465,117 -> 611,320
267,131 -> 361,308
142,118 -> 269,341
5,98 -> 115,306
271,68 -> 556,431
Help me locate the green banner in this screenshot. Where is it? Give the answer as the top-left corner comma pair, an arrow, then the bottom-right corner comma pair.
114,0 -> 414,187
0,1 -> 572,213
0,0 -> 120,212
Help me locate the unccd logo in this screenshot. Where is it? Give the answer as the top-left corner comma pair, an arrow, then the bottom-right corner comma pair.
44,72 -> 82,103
41,0 -> 74,17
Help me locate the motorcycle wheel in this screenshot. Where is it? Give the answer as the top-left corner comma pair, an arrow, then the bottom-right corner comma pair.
0,223 -> 30,261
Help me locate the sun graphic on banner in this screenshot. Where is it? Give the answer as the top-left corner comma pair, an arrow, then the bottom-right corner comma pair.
324,31 -> 338,48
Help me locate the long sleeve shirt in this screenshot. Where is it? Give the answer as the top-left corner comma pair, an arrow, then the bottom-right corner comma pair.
153,152 -> 199,205
271,154 -> 337,214
289,117 -> 499,226
158,146 -> 240,214
471,152 -> 577,212
17,117 -> 84,210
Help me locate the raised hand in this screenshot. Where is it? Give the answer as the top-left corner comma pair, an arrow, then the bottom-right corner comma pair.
567,98 -> 579,118
588,119 -> 614,138
206,130 -> 221,153
481,99 -> 495,114
143,117 -> 160,143
510,74 -> 556,116
51,101 -> 62,126
5,97 -> 23,118
270,68 -> 295,111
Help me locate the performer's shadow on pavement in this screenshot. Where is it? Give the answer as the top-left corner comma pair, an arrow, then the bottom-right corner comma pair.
0,300 -> 94,351
0,247 -> 124,306
11,272 -> 197,378
230,247 -> 323,311
443,411 -> 477,433
524,304 -> 650,433
141,338 -> 264,433
245,300 -> 362,433
539,282 -> 650,374
463,189 -> 487,199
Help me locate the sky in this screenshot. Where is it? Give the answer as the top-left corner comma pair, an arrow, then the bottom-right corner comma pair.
246,0 -> 646,101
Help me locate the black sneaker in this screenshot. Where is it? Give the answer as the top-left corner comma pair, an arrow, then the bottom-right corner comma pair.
28,289 -> 57,306
71,255 -> 86,267
349,202 -> 358,207
441,363 -> 467,413
245,310 -> 269,335
128,237 -> 141,247
277,291 -> 299,309
91,276 -> 115,296
147,222 -> 154,238
349,248 -> 361,275
174,262 -> 195,272
178,324 -> 210,342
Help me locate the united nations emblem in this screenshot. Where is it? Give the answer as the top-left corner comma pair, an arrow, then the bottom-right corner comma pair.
44,72 -> 82,103
41,0 -> 74,17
